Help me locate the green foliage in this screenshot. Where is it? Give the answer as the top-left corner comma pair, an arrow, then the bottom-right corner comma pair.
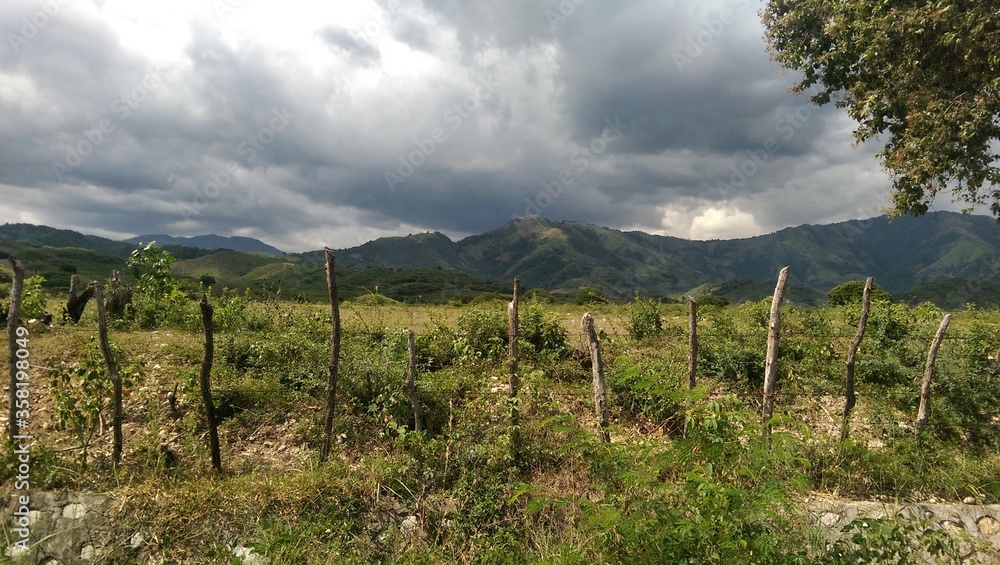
46,339 -> 138,466
825,516 -> 963,563
451,304 -> 568,362
125,243 -> 193,329
763,0 -> 1000,217
623,296 -> 663,340
21,275 -> 49,320
575,287 -> 607,305
697,294 -> 730,308
827,280 -> 893,306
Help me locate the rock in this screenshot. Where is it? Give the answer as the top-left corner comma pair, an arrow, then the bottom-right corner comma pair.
62,503 -> 87,520
963,496 -> 975,505
80,544 -> 96,561
131,532 -> 146,549
232,545 -> 268,565
978,516 -> 1000,537
399,515 -> 420,539
819,512 -> 841,527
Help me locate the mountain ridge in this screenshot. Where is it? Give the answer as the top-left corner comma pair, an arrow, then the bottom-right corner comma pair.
3,212 -> 1000,307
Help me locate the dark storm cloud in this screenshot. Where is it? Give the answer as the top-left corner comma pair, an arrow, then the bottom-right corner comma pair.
318,25 -> 381,64
0,0 -> 903,250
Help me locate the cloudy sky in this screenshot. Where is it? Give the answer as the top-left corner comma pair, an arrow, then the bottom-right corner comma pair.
0,0 -> 979,252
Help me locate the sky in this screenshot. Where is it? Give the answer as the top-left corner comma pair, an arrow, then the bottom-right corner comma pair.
0,0 -> 982,253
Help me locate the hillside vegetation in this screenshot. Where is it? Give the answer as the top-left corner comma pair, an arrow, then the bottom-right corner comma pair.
2,255 -> 999,562
4,211 -> 1000,307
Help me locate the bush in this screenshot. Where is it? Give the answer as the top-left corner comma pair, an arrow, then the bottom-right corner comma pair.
624,296 -> 662,340
575,287 -> 607,305
21,275 -> 50,320
828,280 -> 894,306
697,294 -> 730,308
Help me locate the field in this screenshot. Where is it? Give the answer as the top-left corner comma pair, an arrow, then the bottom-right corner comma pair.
3,278 -> 1000,562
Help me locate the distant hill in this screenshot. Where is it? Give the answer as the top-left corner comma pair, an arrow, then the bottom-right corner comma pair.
331,212 -> 1000,305
3,212 -> 1000,307
125,234 -> 285,256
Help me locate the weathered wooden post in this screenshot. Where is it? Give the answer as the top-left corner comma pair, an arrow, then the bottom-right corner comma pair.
761,266 -> 790,436
508,278 -> 521,456
405,329 -> 424,432
320,247 -> 342,463
916,313 -> 952,433
94,282 -> 124,464
64,275 -> 95,323
841,277 -> 873,442
582,312 -> 610,442
688,296 -> 698,390
7,257 -> 24,442
199,294 -> 222,472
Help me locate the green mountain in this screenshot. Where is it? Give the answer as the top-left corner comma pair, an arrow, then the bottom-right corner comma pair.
3,212 -> 1000,306
333,212 -> 1000,305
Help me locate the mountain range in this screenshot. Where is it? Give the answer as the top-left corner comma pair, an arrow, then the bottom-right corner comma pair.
124,234 -> 285,256
2,211 -> 1000,307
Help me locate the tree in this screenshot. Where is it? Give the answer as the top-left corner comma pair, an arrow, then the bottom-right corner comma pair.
828,280 -> 893,306
575,287 -> 607,305
762,1 -> 1000,216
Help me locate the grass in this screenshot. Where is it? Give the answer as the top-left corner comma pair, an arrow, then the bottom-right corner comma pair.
1,296 -> 999,562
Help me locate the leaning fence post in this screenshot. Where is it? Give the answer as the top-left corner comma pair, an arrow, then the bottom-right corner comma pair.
761,266 -> 790,436
841,277 -> 873,442
687,296 -> 698,390
582,312 -> 610,442
916,313 -> 951,433
7,257 -> 24,443
199,294 -> 222,472
94,282 -> 124,464
320,247 -> 342,463
405,329 -> 424,432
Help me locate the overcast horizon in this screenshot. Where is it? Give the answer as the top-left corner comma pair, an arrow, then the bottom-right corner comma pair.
0,0 -> 989,253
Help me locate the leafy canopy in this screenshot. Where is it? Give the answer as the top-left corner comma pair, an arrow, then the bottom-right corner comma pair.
763,1 -> 1000,216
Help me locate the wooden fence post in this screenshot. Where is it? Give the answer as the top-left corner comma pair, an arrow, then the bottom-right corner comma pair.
64,275 -> 95,323
7,257 -> 24,443
688,296 -> 698,390
94,283 -> 124,464
508,278 -> 521,457
916,313 -> 952,433
320,247 -> 342,463
199,294 -> 222,472
761,266 -> 790,436
841,277 -> 873,442
582,312 -> 610,442
405,329 -> 424,432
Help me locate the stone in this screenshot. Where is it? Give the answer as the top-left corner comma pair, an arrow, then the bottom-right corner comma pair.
62,503 -> 87,520
819,512 -> 841,527
232,545 -> 268,565
400,515 -> 420,539
80,545 -> 96,561
964,497 -> 976,505
131,532 -> 146,549
977,516 -> 1000,537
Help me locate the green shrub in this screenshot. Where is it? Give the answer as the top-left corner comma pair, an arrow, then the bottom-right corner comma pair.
21,275 -> 50,320
697,294 -> 730,308
624,296 -> 662,340
575,287 -> 607,305
828,280 -> 894,306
